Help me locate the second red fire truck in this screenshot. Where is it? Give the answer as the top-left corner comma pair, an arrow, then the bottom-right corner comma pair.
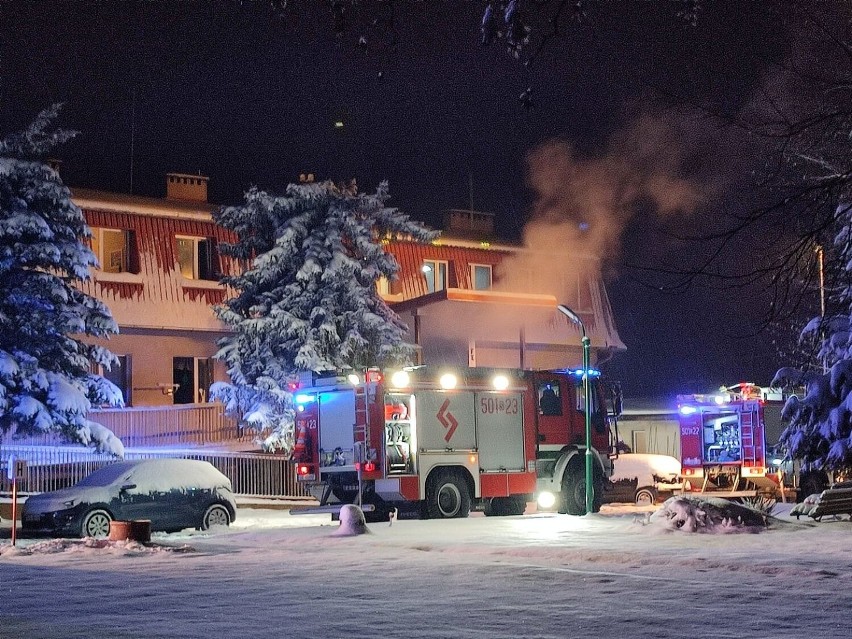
292,366 -> 621,519
676,384 -> 780,498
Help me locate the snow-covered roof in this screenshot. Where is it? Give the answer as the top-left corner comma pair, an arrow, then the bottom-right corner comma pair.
72,188 -> 216,222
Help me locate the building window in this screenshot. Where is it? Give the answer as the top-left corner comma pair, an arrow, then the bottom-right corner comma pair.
470,264 -> 492,290
173,357 -> 214,405
377,276 -> 390,295
94,355 -> 132,407
422,259 -> 448,293
91,228 -> 130,273
176,236 -> 217,280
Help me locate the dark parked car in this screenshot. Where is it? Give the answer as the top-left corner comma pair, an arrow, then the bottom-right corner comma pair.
21,459 -> 237,538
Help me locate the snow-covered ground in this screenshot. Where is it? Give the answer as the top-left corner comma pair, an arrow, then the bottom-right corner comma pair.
1,501 -> 851,638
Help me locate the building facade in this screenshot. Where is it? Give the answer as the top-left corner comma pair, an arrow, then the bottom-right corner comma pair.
73,174 -> 240,409
1,175 -> 628,496
74,181 -> 625,415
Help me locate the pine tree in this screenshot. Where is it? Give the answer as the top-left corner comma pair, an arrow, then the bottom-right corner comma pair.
211,179 -> 438,452
0,105 -> 124,455
773,205 -> 852,475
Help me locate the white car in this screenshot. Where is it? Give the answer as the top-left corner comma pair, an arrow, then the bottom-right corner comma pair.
605,453 -> 683,506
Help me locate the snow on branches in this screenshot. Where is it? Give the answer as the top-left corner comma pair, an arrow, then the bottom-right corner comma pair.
773,205 -> 852,473
211,179 -> 438,453
0,105 -> 124,456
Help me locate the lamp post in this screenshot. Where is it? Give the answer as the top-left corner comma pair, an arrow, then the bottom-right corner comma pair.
556,304 -> 594,515
815,244 -> 827,373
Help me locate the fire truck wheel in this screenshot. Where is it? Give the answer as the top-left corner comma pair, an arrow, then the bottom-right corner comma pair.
425,471 -> 471,519
484,496 -> 527,516
562,465 -> 586,515
634,488 -> 657,507
561,462 -> 604,515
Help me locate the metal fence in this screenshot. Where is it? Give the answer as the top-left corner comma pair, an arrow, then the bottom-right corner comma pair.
10,404 -> 261,449
0,444 -> 311,499
89,403 -> 253,447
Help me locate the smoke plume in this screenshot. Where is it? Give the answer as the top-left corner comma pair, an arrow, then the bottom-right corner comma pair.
497,114 -> 703,300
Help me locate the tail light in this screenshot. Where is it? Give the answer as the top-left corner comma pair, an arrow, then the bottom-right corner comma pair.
296,464 -> 316,481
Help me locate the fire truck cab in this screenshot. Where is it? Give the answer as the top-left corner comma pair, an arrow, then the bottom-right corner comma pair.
292,366 -> 620,520
677,384 -> 779,498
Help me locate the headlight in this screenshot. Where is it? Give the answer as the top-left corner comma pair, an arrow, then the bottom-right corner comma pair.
537,491 -> 556,509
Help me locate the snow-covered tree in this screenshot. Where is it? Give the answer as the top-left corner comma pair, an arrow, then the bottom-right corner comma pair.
773,205 -> 852,475
0,105 -> 124,455
211,179 -> 438,453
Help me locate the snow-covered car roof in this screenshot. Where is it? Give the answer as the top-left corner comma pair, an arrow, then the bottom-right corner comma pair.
78,459 -> 232,492
610,453 -> 682,485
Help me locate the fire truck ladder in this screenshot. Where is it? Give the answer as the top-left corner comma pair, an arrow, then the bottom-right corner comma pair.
352,385 -> 370,507
740,409 -> 757,463
738,408 -> 758,492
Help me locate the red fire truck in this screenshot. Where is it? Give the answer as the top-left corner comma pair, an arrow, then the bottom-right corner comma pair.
292,366 -> 620,519
677,384 -> 780,498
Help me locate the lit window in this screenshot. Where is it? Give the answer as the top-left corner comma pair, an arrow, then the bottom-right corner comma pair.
422,259 -> 448,293
176,236 -> 217,280
91,228 -> 129,273
377,276 -> 390,295
471,264 -> 492,290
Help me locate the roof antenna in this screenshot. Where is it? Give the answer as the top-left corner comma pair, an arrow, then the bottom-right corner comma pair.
129,87 -> 136,195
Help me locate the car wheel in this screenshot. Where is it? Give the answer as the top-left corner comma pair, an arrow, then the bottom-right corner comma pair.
201,504 -> 231,530
635,487 -> 657,506
81,509 -> 112,538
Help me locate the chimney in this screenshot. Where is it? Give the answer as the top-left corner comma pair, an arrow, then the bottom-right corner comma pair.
166,172 -> 209,202
442,209 -> 495,239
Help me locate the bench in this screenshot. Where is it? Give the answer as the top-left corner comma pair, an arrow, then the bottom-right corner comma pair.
790,481 -> 852,521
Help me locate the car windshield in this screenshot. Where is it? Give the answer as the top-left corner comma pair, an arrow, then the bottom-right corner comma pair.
75,462 -> 137,487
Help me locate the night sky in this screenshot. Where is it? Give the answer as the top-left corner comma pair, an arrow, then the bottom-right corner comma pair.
0,1 -> 814,397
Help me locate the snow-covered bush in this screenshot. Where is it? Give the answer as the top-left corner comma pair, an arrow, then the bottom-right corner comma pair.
0,105 -> 123,455
211,180 -> 438,452
649,496 -> 771,533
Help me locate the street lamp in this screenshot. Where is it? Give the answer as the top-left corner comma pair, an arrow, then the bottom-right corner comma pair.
556,303 -> 594,515
815,244 -> 827,373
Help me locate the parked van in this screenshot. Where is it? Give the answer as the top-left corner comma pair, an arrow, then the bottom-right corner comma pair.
604,453 -> 682,505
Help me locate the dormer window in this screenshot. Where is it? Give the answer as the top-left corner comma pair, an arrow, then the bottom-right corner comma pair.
422,259 -> 448,293
471,264 -> 492,290
176,236 -> 218,281
91,227 -> 139,274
